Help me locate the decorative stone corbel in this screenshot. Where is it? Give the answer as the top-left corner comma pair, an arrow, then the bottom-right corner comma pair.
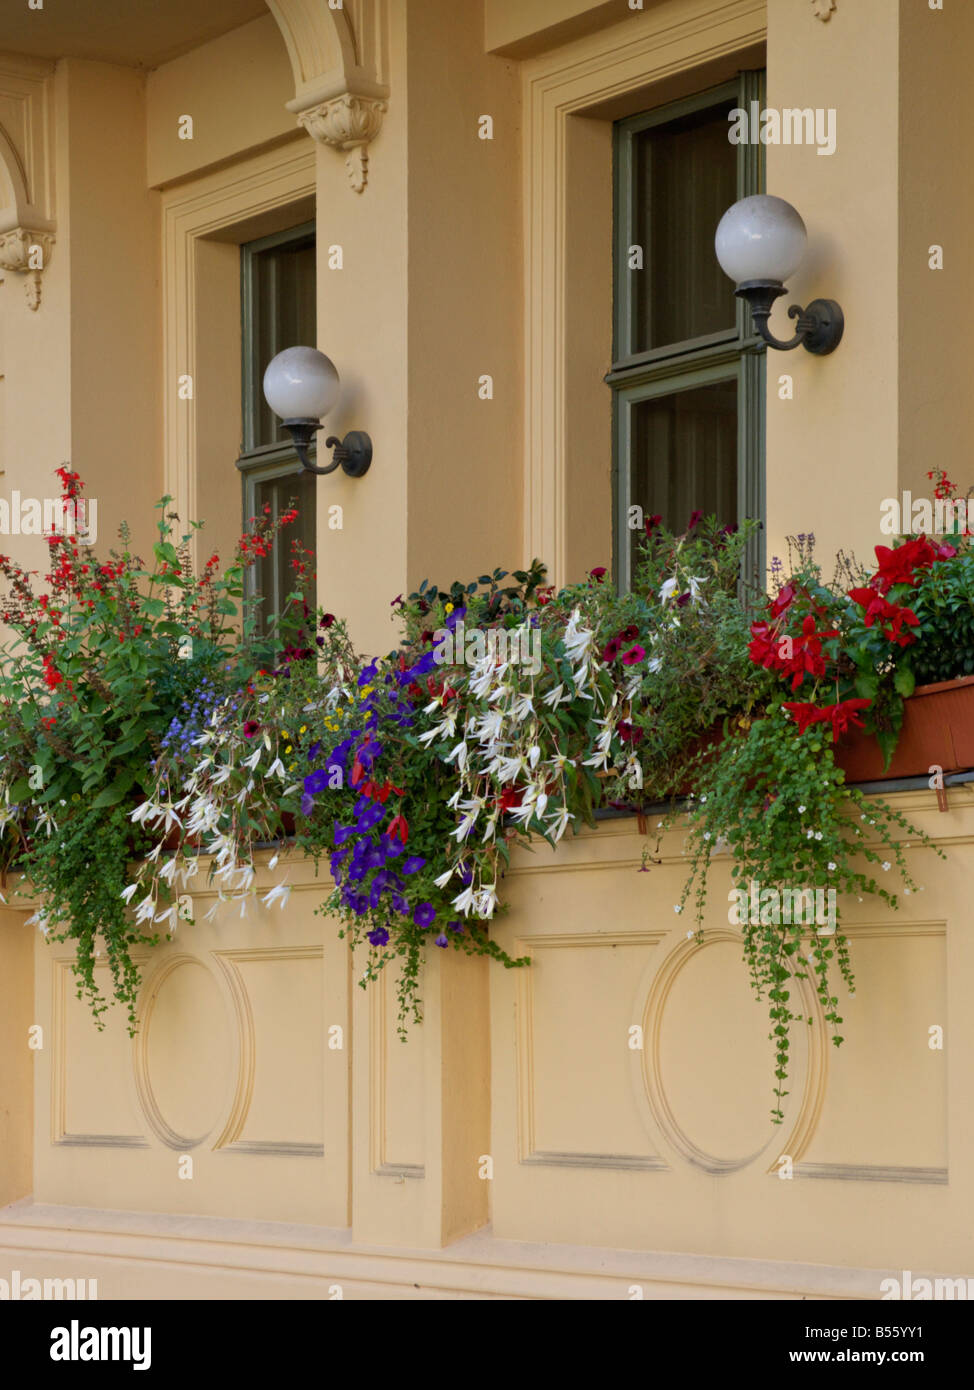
811,0 -> 836,19
0,227 -> 54,309
297,93 -> 387,193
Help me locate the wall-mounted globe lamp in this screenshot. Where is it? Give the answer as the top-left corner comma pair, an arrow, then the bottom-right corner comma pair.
262,346 -> 372,476
715,194 -> 844,355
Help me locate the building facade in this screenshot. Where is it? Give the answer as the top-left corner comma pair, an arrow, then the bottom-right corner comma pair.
0,0 -> 971,1298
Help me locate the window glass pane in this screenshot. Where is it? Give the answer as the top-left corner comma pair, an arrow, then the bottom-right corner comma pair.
252,470 -> 317,632
629,379 -> 737,576
251,236 -> 316,448
631,102 -> 738,353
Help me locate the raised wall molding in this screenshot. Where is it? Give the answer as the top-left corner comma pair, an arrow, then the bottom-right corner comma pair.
811,0 -> 836,19
297,94 -> 387,193
268,0 -> 390,191
0,227 -> 54,308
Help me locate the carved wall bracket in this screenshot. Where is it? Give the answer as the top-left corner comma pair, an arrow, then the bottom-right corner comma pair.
0,227 -> 54,309
811,0 -> 836,19
297,93 -> 387,192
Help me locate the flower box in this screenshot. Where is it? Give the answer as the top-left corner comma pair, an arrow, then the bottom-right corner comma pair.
833,676 -> 974,782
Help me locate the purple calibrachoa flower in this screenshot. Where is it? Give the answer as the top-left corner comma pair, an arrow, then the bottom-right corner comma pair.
402,856 -> 425,875
434,933 -> 449,948
300,792 -> 314,817
334,822 -> 356,846
367,927 -> 390,947
356,803 -> 385,833
413,903 -> 436,928
304,769 -> 330,795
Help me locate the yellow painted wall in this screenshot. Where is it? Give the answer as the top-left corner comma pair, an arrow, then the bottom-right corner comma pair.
898,0 -> 974,506
765,0 -> 899,576
405,0 -> 524,592
146,14 -> 297,189
60,60 -> 162,562
0,910 -> 32,1208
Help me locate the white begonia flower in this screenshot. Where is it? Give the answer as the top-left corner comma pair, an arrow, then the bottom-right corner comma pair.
120,883 -> 138,904
262,881 -> 291,910
443,741 -> 469,772
659,577 -> 679,603
434,867 -> 454,889
452,883 -> 476,917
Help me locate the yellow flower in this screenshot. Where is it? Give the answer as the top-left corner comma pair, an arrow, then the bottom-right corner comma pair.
360,686 -> 373,698
445,602 -> 454,614
289,762 -> 297,771
71,793 -> 81,802
299,725 -> 307,734
285,745 -> 292,754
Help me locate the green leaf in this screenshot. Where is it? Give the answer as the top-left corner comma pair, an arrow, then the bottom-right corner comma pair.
90,768 -> 137,809
854,672 -> 879,700
893,667 -> 915,698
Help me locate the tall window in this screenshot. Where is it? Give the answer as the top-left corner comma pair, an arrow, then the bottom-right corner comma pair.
237,221 -> 317,627
610,72 -> 766,590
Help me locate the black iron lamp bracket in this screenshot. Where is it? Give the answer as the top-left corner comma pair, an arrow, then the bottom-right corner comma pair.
736,280 -> 844,356
282,419 -> 373,477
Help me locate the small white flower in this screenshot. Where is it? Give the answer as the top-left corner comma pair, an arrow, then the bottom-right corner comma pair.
814,832 -> 823,841
686,929 -> 694,940
881,861 -> 891,871
827,861 -> 836,872
674,904 -> 682,915
120,883 -> 138,904
798,805 -> 806,814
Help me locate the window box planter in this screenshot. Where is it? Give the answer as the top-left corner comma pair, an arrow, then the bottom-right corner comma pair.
832,675 -> 974,783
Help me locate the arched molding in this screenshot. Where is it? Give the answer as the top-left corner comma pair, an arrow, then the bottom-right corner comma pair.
266,0 -> 390,192
0,54 -> 56,306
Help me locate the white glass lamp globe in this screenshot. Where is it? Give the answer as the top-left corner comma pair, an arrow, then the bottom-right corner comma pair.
263,346 -> 340,422
714,195 -> 808,286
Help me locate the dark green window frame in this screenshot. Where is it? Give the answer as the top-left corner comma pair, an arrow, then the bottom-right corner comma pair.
237,220 -> 317,623
610,71 -> 766,591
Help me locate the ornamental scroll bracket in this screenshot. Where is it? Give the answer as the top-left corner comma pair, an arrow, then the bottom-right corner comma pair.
811,0 -> 836,19
297,94 -> 387,193
268,0 -> 390,192
0,227 -> 54,309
